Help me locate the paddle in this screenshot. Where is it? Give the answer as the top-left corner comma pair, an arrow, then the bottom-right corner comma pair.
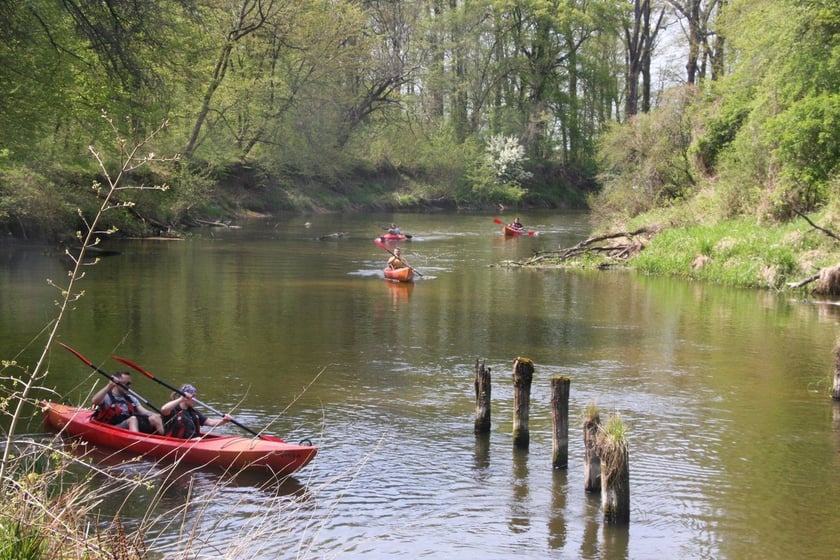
110,354 -> 277,441
373,238 -> 424,277
57,342 -> 162,414
493,217 -> 536,236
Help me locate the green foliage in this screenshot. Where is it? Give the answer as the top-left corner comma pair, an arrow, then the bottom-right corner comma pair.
0,518 -> 45,560
0,165 -> 79,239
591,87 -> 699,225
765,93 -> 840,211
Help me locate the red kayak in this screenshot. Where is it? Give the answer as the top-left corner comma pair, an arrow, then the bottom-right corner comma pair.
503,225 -> 525,236
42,402 -> 317,474
378,233 -> 410,242
384,266 -> 414,282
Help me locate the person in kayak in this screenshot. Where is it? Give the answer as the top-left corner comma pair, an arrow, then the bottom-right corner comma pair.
92,371 -> 164,434
388,247 -> 409,269
160,384 -> 231,439
387,223 -> 401,236
509,217 -> 524,231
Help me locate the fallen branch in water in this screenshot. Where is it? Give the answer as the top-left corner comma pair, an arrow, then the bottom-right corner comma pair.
522,226 -> 660,266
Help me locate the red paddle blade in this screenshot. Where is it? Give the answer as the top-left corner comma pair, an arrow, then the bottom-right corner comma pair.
58,341 -> 92,366
493,218 -> 503,224
528,230 -> 536,236
373,238 -> 387,250
111,355 -> 156,379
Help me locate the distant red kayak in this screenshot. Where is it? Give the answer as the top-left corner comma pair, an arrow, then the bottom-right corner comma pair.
378,233 -> 410,242
384,266 -> 414,282
503,225 -> 525,236
42,402 -> 317,474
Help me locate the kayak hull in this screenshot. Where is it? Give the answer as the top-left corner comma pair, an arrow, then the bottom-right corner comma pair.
384,267 -> 414,282
378,233 -> 408,242
503,225 -> 524,236
42,402 -> 317,474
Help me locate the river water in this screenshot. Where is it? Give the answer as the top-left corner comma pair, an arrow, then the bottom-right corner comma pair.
2,211 -> 840,559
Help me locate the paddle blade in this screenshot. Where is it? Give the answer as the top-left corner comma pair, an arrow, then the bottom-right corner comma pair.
528,230 -> 536,236
373,238 -> 387,250
58,342 -> 92,366
111,355 -> 156,379
493,218 -> 503,224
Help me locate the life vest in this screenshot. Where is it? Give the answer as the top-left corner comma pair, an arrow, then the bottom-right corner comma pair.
164,405 -> 202,439
93,391 -> 136,425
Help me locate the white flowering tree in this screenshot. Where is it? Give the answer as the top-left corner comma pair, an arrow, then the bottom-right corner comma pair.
465,134 -> 531,204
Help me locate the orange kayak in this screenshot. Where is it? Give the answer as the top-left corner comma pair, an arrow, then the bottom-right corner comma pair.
503,225 -> 525,236
384,266 -> 414,282
42,402 -> 317,474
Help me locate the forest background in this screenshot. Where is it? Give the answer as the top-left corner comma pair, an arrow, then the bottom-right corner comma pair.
1,0 -> 840,288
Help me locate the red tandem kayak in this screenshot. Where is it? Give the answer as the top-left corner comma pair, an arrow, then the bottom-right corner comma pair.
42,402 -> 317,474
384,266 -> 414,282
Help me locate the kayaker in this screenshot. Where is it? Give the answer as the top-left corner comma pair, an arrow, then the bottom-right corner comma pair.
91,371 -> 164,434
161,384 -> 232,439
509,217 -> 524,231
388,247 -> 409,269
387,223 -> 401,235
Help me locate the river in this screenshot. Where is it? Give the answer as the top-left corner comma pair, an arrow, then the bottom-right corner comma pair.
2,210 -> 840,559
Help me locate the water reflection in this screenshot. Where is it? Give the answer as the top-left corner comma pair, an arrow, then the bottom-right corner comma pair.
509,447 -> 531,534
548,470 -> 568,550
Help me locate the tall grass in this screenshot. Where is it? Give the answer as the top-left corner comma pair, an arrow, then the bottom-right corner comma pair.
631,217 -> 837,289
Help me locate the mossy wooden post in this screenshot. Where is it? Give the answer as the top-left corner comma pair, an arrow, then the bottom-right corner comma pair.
583,404 -> 601,492
551,376 -> 570,469
512,357 -> 534,450
599,416 -> 630,524
474,358 -> 492,434
832,339 -> 840,401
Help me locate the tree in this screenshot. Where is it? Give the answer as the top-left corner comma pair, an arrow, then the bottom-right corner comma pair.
666,0 -> 723,85
623,0 -> 667,116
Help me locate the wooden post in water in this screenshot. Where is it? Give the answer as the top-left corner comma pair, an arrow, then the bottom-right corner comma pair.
583,403 -> 602,492
512,357 -> 534,450
598,415 -> 630,524
551,376 -> 570,469
832,338 -> 840,401
474,359 -> 492,434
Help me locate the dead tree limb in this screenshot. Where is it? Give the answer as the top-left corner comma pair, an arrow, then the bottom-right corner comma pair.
522,226 -> 659,266
794,209 -> 840,241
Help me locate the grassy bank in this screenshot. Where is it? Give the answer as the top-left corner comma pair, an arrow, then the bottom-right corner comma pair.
631,217 -> 838,290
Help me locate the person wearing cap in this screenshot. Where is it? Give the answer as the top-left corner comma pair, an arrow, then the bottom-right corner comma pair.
92,371 -> 164,434
160,383 -> 232,439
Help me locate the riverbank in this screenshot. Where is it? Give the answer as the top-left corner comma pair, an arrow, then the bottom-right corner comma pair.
523,210 -> 840,295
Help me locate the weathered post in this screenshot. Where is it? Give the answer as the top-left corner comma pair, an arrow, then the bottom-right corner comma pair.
598,415 -> 630,524
551,376 -> 570,469
512,357 -> 534,450
474,358 -> 492,434
583,403 -> 601,492
832,338 -> 840,400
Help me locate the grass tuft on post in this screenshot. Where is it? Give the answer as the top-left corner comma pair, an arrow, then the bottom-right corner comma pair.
597,414 -> 630,524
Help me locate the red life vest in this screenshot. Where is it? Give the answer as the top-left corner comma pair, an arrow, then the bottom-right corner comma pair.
164,405 -> 202,439
93,391 -> 136,425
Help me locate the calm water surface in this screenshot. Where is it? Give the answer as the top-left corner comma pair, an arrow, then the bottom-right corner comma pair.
2,211 -> 840,559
